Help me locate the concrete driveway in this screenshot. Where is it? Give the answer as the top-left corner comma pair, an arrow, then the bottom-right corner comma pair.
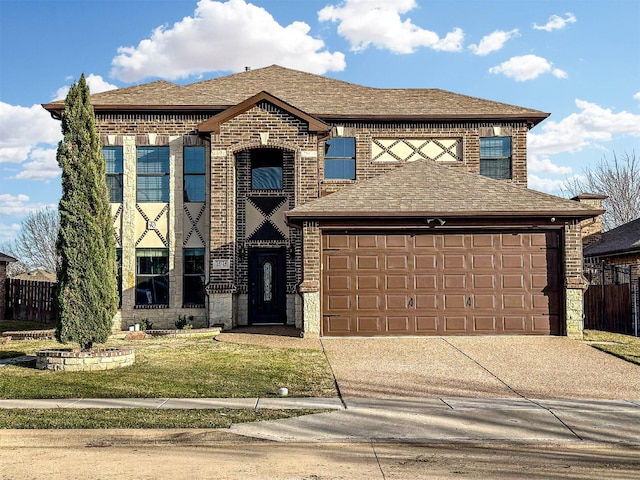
320,336 -> 640,400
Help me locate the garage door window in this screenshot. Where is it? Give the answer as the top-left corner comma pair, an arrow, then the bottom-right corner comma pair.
480,137 -> 511,180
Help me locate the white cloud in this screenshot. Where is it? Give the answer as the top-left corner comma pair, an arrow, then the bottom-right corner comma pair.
529,99 -> 640,156
111,0 -> 345,82
318,0 -> 463,54
53,74 -> 118,101
527,174 -> 568,193
0,102 -> 61,164
0,223 -> 21,245
528,155 -> 572,175
14,147 -> 59,181
634,92 -> 640,102
489,54 -> 567,82
533,13 -> 577,32
469,29 -> 519,56
0,194 -> 55,216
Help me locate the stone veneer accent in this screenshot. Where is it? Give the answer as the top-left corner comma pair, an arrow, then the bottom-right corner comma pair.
36,348 -> 135,371
564,219 -> 588,339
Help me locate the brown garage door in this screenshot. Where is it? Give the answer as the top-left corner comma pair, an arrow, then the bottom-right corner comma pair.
322,232 -> 562,336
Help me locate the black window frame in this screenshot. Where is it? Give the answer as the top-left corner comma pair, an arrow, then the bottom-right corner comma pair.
184,146 -> 206,203
135,248 -> 169,307
183,247 -> 205,307
103,146 -> 123,203
137,146 -> 170,202
324,137 -> 356,180
479,136 -> 512,180
251,148 -> 283,190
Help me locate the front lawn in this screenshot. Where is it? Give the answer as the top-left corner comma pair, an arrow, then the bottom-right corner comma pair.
0,337 -> 337,399
0,408 -> 325,429
584,330 -> 640,366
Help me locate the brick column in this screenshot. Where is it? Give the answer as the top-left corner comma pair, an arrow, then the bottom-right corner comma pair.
564,220 -> 588,338
299,221 -> 321,337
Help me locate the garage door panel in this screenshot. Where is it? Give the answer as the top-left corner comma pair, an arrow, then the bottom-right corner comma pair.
356,235 -> 379,248
503,316 -> 526,332
502,254 -> 524,269
357,275 -> 379,290
473,274 -> 495,288
357,295 -> 379,309
386,275 -> 408,289
503,275 -> 524,289
323,316 -> 351,333
443,234 -> 466,247
503,294 -> 525,309
444,254 -> 465,269
472,254 -> 495,268
444,316 -> 467,332
322,231 -> 561,336
327,295 -> 350,311
415,316 -> 439,332
444,274 -> 466,288
415,294 -> 437,309
327,255 -> 350,270
415,275 -> 437,289
415,254 -> 436,269
387,316 -> 410,332
501,233 -> 524,247
474,316 -> 496,332
473,294 -> 495,309
356,255 -> 379,269
386,254 -> 408,270
357,316 -> 381,333
327,275 -> 350,290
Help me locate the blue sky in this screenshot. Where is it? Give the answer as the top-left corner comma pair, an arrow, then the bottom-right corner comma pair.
1,0 -> 639,245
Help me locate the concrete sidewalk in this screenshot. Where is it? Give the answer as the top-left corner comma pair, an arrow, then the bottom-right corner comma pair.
1,396 -> 640,445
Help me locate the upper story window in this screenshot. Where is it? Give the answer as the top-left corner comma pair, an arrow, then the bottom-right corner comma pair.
184,146 -> 206,202
480,137 -> 512,180
251,148 -> 283,190
324,137 -> 356,180
137,146 -> 169,202
103,147 -> 123,203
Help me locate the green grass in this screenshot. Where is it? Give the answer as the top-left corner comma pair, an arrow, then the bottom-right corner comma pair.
0,337 -> 336,399
584,330 -> 640,366
0,408 -> 326,429
0,320 -> 52,333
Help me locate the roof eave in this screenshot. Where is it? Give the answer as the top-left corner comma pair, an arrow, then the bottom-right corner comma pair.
286,209 -> 603,223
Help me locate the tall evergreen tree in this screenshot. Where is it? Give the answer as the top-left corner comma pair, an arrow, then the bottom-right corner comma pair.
55,74 -> 118,351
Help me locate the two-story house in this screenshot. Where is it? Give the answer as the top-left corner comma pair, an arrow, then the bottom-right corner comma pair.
43,65 -> 601,338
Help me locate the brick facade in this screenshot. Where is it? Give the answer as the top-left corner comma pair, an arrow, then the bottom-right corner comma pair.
80,67 -> 597,337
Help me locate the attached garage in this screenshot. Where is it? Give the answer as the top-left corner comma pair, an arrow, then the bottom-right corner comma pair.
322,231 -> 561,336
286,160 -> 602,338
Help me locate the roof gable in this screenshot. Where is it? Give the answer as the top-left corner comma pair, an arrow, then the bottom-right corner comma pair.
198,91 -> 330,134
584,217 -> 640,257
287,160 -> 602,220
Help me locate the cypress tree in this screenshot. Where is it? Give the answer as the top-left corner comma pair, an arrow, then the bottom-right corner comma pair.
55,74 -> 118,351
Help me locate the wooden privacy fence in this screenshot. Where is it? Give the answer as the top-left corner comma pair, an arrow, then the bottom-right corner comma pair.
584,264 -> 639,336
5,278 -> 56,324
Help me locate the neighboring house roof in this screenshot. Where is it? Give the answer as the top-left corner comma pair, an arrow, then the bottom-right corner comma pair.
584,217 -> 640,257
42,65 -> 549,125
12,269 -> 56,282
286,159 -> 602,222
0,252 -> 17,263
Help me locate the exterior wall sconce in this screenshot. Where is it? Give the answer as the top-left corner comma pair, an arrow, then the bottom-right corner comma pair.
426,218 -> 446,226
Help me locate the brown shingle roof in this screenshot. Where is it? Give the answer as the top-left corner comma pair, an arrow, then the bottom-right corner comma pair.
43,65 -> 549,124
286,160 -> 602,221
584,217 -> 640,257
